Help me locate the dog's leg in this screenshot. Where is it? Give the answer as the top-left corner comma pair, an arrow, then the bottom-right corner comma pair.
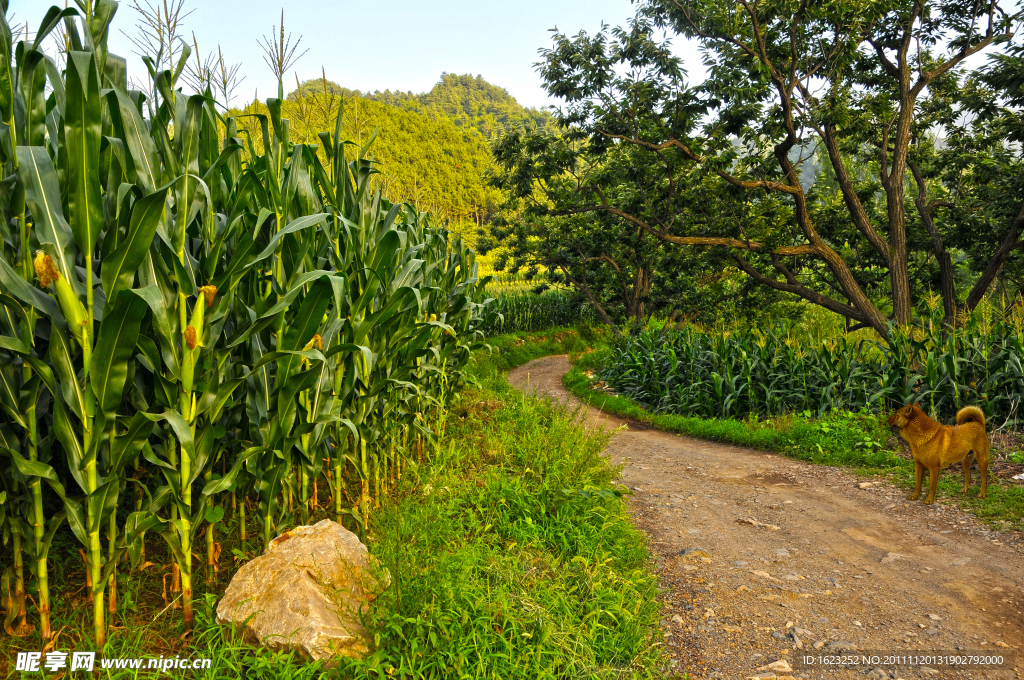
911,460 -> 924,501
978,438 -> 990,499
925,464 -> 940,504
962,452 -> 975,493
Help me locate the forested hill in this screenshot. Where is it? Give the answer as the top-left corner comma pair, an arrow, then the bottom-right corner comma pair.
289,73 -> 555,141
372,73 -> 555,139
243,74 -> 552,240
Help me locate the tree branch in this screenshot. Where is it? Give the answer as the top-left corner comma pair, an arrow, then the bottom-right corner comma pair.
553,201 -> 819,256
909,159 -> 958,327
817,123 -> 893,267
593,131 -> 804,195
732,254 -> 878,331
964,199 -> 1024,312
557,264 -> 622,337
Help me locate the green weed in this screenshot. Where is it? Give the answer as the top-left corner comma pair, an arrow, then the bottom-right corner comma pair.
337,370 -> 664,679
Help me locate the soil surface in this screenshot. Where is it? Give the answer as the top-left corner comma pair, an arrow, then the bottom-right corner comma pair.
508,355 -> 1024,680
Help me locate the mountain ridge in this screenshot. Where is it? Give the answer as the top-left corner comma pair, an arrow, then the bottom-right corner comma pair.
288,72 -> 556,141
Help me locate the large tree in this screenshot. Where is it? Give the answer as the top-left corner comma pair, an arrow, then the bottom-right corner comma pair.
498,0 -> 1024,339
491,124 -> 786,330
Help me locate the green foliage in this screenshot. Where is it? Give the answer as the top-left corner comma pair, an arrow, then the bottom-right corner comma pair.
237,92 -> 501,227
598,306 -> 1024,428
494,0 -> 1024,337
255,72 -> 554,234
354,73 -> 556,140
483,289 -> 597,336
0,1 -> 495,646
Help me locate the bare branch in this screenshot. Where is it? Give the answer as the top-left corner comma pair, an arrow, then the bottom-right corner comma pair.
965,200 -> 1024,312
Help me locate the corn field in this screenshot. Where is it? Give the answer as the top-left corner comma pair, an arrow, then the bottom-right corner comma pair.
482,289 -> 595,335
0,2 -> 495,645
601,311 -> 1024,429
483,271 -> 538,293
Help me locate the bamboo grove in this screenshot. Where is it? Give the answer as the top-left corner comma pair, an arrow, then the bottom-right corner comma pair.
0,1 -> 495,646
601,308 -> 1024,429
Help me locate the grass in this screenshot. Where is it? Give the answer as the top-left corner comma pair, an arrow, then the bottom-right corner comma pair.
1,326 -> 665,679
478,324 -> 610,373
338,349 -> 664,679
565,347 -> 1024,532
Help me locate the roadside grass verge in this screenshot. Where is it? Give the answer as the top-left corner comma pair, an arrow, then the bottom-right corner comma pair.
338,348 -> 664,679
565,348 -> 1024,531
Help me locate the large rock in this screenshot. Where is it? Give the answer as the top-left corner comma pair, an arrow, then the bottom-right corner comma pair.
216,519 -> 381,661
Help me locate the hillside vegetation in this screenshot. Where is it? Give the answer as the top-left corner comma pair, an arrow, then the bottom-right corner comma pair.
368,73 -> 556,139
238,73 -> 553,244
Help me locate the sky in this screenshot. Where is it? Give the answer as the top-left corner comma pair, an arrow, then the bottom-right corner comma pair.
16,0 -> 706,110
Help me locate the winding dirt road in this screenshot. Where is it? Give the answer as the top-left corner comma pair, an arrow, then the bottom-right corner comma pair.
508,355 -> 1024,680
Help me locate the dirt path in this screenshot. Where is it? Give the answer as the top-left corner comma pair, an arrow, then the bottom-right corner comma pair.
508,356 -> 1024,680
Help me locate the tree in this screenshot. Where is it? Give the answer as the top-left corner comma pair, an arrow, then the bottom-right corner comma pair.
232,85 -> 503,224
491,126 -> 765,331
506,1 -> 1024,340
286,76 -> 345,102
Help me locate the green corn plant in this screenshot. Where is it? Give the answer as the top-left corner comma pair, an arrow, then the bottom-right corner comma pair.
482,288 -> 593,335
0,0 -> 498,641
601,312 -> 1024,429
0,3 -> 164,645
119,56 -> 255,625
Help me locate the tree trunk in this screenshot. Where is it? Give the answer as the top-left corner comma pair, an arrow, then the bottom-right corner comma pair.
560,265 -> 621,337
886,191 -> 913,326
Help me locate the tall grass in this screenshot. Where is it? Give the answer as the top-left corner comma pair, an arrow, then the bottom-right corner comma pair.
601,306 -> 1024,428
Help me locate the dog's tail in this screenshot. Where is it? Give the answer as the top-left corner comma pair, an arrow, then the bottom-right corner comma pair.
956,406 -> 986,427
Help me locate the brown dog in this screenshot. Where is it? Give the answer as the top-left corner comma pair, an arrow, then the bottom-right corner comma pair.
887,403 -> 989,504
